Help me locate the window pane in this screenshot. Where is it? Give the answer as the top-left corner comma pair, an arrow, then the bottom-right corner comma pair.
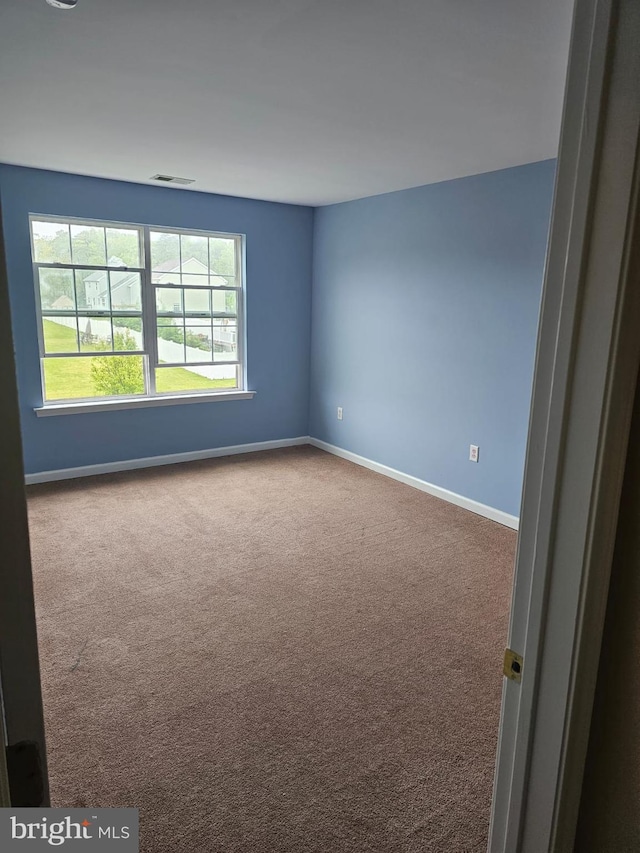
76,268 -> 110,312
180,272 -> 209,287
106,228 -> 141,267
43,355 -> 145,400
112,325 -> 142,352
209,237 -> 236,276
112,316 -> 142,337
213,322 -> 238,361
150,230 -> 179,271
43,357 -> 93,400
39,269 -> 75,312
43,317 -> 79,354
32,220 -> 71,264
185,324 -> 213,362
110,271 -> 142,311
181,234 -> 208,268
70,224 -> 106,266
78,316 -> 113,352
184,289 -> 211,316
212,289 -> 237,315
157,323 -> 185,363
156,288 -> 183,315
211,275 -> 237,288
34,221 -> 241,404
155,365 -> 237,394
89,355 -> 145,397
152,270 -> 181,285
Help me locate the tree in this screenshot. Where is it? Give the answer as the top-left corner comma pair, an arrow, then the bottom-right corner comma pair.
33,225 -> 141,267
34,224 -> 236,277
39,269 -> 75,308
90,332 -> 144,396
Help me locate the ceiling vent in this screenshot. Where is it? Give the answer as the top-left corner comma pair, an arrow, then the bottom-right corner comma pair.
150,174 -> 195,186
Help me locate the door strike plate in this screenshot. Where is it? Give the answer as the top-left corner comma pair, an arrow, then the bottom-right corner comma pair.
504,648 -> 523,683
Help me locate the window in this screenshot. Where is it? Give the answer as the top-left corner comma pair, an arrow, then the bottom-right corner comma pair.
30,217 -> 244,404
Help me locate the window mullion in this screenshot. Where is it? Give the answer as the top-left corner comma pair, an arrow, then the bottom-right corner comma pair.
237,236 -> 245,391
73,269 -> 81,352
142,226 -> 157,396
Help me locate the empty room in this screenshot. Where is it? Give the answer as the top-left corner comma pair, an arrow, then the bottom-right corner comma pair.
0,0 -> 577,850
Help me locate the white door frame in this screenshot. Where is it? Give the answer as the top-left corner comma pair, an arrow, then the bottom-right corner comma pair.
490,0 -> 640,849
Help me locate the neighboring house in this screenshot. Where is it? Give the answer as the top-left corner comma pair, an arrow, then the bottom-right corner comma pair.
51,295 -> 74,310
82,256 -> 229,315
81,256 -> 236,353
83,257 -> 140,310
153,257 -> 228,315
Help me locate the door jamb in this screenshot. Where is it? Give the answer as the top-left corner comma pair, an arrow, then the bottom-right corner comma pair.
489,0 -> 640,849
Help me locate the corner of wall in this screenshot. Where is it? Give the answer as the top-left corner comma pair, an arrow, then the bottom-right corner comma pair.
306,204 -> 319,439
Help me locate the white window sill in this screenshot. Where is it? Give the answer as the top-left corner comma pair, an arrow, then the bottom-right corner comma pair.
34,390 -> 256,417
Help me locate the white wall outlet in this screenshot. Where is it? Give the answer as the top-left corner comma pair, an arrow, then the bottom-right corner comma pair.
337,407 -> 343,420
469,444 -> 479,463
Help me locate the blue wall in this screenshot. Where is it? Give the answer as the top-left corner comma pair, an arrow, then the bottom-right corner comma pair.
1,161 -> 554,514
309,160 -> 555,517
0,165 -> 314,475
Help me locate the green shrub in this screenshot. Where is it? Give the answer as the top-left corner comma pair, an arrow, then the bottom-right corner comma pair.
157,323 -> 211,352
113,317 -> 142,333
90,331 -> 144,396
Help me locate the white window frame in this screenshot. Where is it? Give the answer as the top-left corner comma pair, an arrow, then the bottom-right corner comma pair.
30,215 -> 248,409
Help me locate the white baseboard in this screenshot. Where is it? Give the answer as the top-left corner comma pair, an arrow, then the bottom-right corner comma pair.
26,435 -> 520,529
24,436 -> 311,485
308,437 -> 519,530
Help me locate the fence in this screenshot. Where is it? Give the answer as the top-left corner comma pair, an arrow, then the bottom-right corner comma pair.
46,316 -> 236,380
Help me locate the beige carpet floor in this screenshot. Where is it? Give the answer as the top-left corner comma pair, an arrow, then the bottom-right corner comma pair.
27,445 -> 516,852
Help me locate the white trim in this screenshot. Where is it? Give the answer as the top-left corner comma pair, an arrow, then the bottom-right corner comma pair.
26,430 -> 521,527
308,438 -> 519,530
30,215 -> 246,405
490,0 -> 640,849
34,389 -> 255,416
24,436 -> 310,484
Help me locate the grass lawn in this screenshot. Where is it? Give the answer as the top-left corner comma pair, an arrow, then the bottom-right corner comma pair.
42,320 -> 236,400
155,368 -> 235,393
43,318 -> 80,353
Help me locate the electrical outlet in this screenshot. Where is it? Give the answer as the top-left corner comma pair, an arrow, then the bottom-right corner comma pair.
469,444 -> 479,463
337,407 -> 343,420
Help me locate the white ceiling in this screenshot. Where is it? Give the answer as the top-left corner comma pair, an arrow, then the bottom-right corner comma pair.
0,0 -> 574,206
